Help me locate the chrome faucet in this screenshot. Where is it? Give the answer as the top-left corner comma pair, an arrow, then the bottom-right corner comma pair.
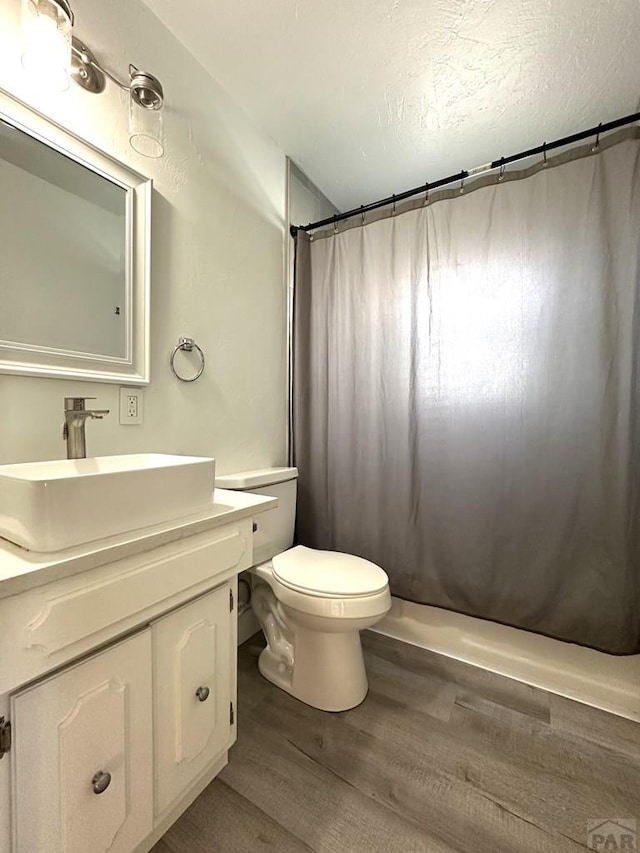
63,397 -> 110,460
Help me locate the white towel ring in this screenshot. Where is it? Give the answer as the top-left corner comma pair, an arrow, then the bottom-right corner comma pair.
170,336 -> 205,382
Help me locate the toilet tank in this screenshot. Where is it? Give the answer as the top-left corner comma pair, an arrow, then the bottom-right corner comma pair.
214,467 -> 298,564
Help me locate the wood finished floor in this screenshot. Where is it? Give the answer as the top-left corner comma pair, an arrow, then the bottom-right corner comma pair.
152,631 -> 640,852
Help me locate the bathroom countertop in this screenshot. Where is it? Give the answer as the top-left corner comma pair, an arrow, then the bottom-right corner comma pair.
0,488 -> 275,599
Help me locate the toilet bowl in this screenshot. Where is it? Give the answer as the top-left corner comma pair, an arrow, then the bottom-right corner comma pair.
215,468 -> 391,711
252,546 -> 390,711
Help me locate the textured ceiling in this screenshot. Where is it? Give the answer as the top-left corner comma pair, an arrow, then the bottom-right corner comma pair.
142,0 -> 640,214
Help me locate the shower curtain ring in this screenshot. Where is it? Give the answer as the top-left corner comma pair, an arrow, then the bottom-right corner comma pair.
423,182 -> 429,205
498,159 -> 506,181
333,219 -> 339,234
592,122 -> 602,153
360,205 -> 366,226
542,142 -> 548,167
392,194 -> 397,215
459,173 -> 465,194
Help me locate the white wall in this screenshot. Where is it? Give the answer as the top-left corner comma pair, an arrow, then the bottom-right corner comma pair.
0,0 -> 288,471
288,160 -> 338,229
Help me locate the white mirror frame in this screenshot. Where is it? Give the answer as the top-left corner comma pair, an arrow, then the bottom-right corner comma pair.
0,88 -> 151,384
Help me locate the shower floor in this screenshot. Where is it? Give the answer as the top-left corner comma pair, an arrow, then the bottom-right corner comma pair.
153,631 -> 640,853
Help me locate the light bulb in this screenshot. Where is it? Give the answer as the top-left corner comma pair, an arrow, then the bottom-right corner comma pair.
21,0 -> 72,92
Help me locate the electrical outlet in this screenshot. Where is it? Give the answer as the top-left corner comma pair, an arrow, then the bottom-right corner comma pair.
119,387 -> 143,425
127,395 -> 138,418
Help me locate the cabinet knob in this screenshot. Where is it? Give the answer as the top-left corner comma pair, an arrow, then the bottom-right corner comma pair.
91,770 -> 111,794
195,686 -> 210,702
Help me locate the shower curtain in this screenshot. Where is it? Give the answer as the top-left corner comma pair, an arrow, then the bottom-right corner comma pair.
293,129 -> 640,655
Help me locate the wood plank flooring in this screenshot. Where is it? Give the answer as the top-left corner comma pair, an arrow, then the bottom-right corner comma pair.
153,631 -> 640,852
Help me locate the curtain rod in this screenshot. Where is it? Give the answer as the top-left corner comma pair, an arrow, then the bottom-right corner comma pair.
291,110 -> 640,236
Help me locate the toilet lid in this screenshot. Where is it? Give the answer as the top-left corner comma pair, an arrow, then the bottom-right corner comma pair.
272,545 -> 388,597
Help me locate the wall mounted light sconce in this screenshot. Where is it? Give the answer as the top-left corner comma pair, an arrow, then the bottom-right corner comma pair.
71,39 -> 165,158
21,0 -> 165,158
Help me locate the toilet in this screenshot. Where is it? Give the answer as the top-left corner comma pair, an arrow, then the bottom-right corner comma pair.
215,467 -> 391,711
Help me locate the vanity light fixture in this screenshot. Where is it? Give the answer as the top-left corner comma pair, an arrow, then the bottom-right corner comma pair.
71,39 -> 165,158
21,0 -> 165,158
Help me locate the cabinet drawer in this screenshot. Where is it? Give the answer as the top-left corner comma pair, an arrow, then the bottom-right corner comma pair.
0,520 -> 251,692
11,631 -> 153,853
153,583 -> 235,815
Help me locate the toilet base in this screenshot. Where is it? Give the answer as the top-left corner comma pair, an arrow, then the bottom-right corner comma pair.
257,618 -> 369,712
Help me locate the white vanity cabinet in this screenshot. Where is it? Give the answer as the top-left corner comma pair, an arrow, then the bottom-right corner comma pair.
0,503 -> 267,853
153,585 -> 235,816
11,631 -> 154,853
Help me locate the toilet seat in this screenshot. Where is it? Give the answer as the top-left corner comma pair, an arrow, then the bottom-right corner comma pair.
272,545 -> 388,597
253,547 -> 390,622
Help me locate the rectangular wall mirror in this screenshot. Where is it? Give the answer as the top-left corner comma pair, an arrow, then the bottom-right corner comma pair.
0,89 -> 151,384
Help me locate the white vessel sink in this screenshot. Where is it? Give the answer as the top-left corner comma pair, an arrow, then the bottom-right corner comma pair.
0,453 -> 216,552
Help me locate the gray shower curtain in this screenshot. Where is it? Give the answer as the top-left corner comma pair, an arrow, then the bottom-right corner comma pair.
293,129 -> 640,655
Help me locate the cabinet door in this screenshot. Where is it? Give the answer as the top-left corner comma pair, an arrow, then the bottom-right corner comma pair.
153,584 -> 233,815
11,631 -> 153,853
